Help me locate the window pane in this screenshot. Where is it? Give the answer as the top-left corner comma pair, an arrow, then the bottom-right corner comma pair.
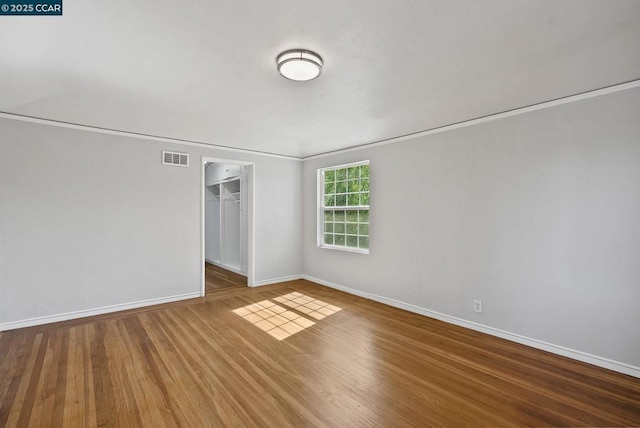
324,234 -> 333,245
336,194 -> 347,206
324,222 -> 334,233
360,164 -> 370,179
325,170 -> 335,182
359,237 -> 369,249
348,166 -> 359,179
361,193 -> 370,205
324,211 -> 333,221
347,236 -> 358,247
335,210 -> 345,221
324,182 -> 335,195
347,194 -> 359,206
336,168 -> 346,180
324,195 -> 335,206
346,210 -> 358,222
358,210 -> 369,222
348,179 -> 359,193
361,178 -> 369,191
346,223 -> 358,234
359,223 -> 369,235
336,181 -> 346,193
335,235 -> 345,246
335,223 -> 345,234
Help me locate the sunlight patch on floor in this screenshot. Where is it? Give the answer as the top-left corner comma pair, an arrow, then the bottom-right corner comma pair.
233,299 -> 315,340
273,292 -> 342,320
233,293 -> 342,340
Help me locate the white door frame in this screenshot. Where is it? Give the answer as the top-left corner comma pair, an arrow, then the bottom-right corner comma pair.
201,156 -> 255,295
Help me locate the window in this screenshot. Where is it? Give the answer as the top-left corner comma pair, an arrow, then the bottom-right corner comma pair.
318,161 -> 370,253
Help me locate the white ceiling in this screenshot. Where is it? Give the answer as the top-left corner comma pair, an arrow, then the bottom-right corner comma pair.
1,1 -> 639,158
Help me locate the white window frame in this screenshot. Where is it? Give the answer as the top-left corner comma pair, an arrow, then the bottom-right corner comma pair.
317,160 -> 370,254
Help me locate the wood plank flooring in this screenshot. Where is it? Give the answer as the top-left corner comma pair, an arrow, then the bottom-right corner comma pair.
204,263 -> 246,293
1,274 -> 639,426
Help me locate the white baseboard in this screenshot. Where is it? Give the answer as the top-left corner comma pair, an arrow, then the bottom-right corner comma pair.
302,274 -> 640,379
251,275 -> 303,287
0,292 -> 202,332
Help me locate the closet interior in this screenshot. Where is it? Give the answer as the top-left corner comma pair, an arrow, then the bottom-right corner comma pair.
204,162 -> 248,276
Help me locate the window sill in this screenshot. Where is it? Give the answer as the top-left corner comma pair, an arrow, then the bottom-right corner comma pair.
318,244 -> 369,255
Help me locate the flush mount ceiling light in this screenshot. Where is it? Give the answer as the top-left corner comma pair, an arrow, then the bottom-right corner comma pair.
276,49 -> 323,81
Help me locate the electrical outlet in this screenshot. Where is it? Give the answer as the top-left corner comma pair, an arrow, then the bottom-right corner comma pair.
474,300 -> 483,313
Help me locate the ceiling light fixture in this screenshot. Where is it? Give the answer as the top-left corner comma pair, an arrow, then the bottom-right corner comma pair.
276,49 -> 323,81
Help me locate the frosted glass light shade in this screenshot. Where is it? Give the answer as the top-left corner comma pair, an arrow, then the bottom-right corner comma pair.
277,49 -> 323,81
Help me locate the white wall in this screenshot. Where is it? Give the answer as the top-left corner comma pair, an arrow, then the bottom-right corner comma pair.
0,119 -> 302,328
302,86 -> 640,370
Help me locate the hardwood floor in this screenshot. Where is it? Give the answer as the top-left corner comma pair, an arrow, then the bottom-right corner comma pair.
204,262 -> 246,293
1,279 -> 639,427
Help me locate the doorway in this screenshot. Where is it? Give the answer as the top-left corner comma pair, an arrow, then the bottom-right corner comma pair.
201,157 -> 255,295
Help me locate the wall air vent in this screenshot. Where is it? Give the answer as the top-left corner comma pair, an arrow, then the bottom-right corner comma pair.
162,151 -> 189,167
